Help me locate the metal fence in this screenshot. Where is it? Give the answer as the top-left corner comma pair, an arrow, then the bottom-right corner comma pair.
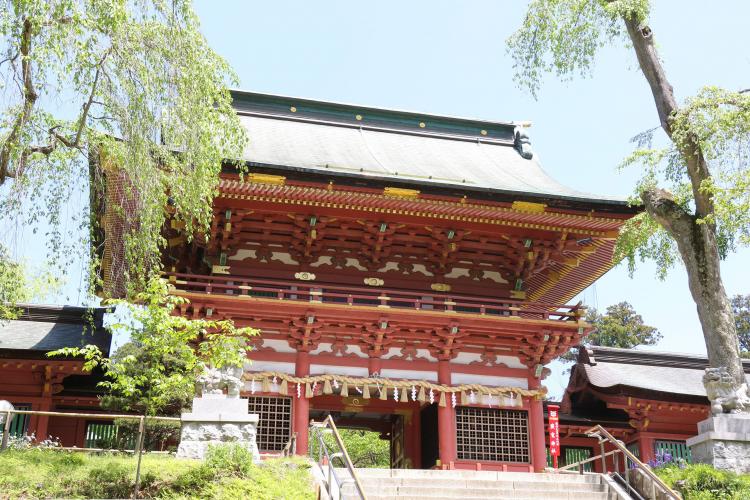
654,439 -> 692,462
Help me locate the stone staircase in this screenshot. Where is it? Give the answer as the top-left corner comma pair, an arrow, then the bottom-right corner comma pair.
331,468 -> 625,500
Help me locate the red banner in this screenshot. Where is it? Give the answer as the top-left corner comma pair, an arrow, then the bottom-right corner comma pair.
548,404 -> 560,467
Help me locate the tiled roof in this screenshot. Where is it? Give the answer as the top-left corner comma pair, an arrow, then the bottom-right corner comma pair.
578,346 -> 750,398
0,304 -> 111,357
231,91 -> 630,209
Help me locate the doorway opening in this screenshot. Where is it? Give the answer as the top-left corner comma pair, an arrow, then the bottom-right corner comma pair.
310,399 -> 438,469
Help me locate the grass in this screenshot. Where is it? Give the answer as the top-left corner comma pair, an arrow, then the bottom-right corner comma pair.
0,446 -> 316,499
654,463 -> 750,500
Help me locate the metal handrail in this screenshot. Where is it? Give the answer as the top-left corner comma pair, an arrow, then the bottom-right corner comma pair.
612,472 -> 647,500
309,416 -> 368,500
569,425 -> 681,500
164,271 -> 582,322
557,448 -> 620,473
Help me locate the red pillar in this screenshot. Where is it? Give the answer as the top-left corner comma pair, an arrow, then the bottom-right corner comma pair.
293,351 -> 310,456
528,375 -> 547,472
368,357 -> 382,376
36,398 -> 51,441
638,434 -> 654,464
437,359 -> 456,468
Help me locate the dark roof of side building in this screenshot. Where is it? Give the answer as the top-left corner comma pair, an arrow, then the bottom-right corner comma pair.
0,304 -> 112,359
572,346 -> 750,401
229,90 -> 633,212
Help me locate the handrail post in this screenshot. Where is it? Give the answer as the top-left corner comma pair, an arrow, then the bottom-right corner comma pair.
585,425 -> 680,500
1,410 -> 12,450
599,440 -> 607,473
133,415 -> 146,499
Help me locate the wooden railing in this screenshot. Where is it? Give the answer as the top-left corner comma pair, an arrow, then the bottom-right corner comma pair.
164,272 -> 583,322
559,425 -> 681,500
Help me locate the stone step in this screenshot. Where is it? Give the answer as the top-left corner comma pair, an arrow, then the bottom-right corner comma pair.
342,485 -> 609,499
329,468 -> 613,500
348,477 -> 607,491
346,494 -> 609,500
337,468 -> 601,483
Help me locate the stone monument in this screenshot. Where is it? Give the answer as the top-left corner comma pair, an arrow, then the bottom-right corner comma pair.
687,367 -> 750,473
176,365 -> 260,461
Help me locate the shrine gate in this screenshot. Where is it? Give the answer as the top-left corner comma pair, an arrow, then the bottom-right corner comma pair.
155,91 -> 636,471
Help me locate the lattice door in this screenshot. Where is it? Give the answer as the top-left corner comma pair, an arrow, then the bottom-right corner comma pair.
455,407 -> 530,463
247,396 -> 292,452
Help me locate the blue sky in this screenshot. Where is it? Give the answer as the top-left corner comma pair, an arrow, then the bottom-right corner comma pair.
5,1 -> 750,398
192,1 -> 750,397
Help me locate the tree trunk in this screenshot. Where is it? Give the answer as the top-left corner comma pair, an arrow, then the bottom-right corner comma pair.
642,190 -> 745,389
623,14 -> 747,399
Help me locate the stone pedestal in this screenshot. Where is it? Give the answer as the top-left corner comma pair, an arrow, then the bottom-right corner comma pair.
176,393 -> 260,461
687,414 -> 750,473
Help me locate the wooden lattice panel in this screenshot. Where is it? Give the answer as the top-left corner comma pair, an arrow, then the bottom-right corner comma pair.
455,406 -> 530,463
247,396 -> 292,452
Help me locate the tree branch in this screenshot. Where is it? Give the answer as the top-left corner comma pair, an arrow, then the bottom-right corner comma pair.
0,18 -> 38,185
640,188 -> 694,238
8,49 -> 110,178
623,14 -> 714,219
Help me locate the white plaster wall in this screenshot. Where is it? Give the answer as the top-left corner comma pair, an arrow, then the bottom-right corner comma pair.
244,360 -> 295,374
309,364 -> 369,377
450,352 -> 525,368
451,372 -> 528,389
310,342 -> 332,355
309,342 -> 368,358
381,347 -> 437,362
258,338 -> 296,353
379,368 -> 438,382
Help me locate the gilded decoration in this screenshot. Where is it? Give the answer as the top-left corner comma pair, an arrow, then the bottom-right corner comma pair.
511,200 -> 546,213
383,187 -> 420,199
294,272 -> 316,281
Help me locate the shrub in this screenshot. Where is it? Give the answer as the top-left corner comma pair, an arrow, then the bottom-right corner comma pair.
204,443 -> 256,477
82,463 -> 133,499
655,463 -> 750,500
112,418 -> 181,451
